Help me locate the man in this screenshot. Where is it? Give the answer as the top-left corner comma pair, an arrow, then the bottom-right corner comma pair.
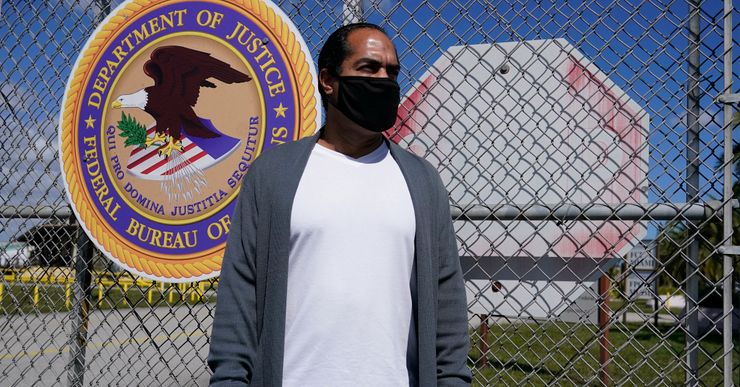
208,23 -> 471,387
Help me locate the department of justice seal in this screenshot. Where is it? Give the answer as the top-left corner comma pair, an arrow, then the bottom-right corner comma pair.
59,0 -> 320,282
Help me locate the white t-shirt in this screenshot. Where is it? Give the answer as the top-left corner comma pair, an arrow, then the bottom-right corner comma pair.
282,141 -> 416,387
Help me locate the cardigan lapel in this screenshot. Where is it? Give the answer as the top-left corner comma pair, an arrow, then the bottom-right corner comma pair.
261,133 -> 320,386
388,142 -> 437,386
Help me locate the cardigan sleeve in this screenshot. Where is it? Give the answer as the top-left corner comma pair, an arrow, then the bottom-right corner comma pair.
208,169 -> 260,386
433,171 -> 473,386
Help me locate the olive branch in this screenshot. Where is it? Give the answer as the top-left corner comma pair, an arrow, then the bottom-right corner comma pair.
116,112 -> 147,148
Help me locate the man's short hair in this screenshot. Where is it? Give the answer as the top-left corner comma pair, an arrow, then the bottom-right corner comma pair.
317,22 -> 387,109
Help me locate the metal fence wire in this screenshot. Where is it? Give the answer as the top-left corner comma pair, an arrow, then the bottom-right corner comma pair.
0,0 -> 738,386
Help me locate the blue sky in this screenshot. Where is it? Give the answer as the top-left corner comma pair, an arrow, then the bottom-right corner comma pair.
0,0 -> 737,243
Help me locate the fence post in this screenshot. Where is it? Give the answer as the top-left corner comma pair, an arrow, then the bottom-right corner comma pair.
685,1 -> 701,384
66,227 -> 94,387
342,0 -> 362,24
66,3 -> 109,384
721,0 -> 734,385
477,314 -> 489,368
598,275 -> 611,386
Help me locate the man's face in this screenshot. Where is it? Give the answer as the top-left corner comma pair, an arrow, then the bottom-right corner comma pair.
320,28 -> 401,105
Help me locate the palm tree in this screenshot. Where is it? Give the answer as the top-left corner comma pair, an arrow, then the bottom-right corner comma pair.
656,133 -> 739,306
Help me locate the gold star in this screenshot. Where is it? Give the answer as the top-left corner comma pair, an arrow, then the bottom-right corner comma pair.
84,115 -> 96,129
273,103 -> 288,118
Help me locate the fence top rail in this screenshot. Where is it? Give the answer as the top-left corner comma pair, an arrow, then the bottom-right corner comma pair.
3,201 -> 736,221
449,201 -> 732,221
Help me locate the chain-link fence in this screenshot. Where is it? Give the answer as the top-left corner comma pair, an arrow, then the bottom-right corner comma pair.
1,0 -> 738,385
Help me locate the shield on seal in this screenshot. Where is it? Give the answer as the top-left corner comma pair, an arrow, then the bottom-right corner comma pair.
125,122 -> 241,180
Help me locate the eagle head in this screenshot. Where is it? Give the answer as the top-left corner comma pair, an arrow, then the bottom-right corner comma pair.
111,89 -> 148,110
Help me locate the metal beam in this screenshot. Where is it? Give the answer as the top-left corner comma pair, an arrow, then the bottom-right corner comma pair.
719,246 -> 740,256
721,0 -> 734,384
450,202 -> 715,221
685,2 -> 701,383
717,93 -> 740,104
66,226 -> 94,387
342,0 -> 362,24
0,206 -> 73,219
3,201 -> 735,221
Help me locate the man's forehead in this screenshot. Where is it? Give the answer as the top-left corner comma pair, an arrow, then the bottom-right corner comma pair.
345,28 -> 398,62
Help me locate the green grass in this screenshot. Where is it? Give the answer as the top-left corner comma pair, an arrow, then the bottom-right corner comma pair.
608,298 -> 683,316
0,281 -> 217,315
469,321 -> 740,386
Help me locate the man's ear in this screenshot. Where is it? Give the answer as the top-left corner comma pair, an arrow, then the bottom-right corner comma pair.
319,68 -> 336,98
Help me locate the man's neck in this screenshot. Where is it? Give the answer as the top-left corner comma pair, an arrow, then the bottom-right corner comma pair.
318,116 -> 384,159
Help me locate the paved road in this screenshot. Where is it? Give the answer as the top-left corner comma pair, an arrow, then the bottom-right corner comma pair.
0,304 -> 214,386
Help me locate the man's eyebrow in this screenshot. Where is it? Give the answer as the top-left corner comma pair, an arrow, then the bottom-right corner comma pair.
354,58 -> 381,66
354,57 -> 402,71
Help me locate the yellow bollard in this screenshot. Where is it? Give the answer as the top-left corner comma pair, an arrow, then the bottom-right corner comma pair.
98,281 -> 103,302
0,282 -> 4,306
65,283 -> 71,309
33,285 -> 39,306
191,283 -> 199,302
179,283 -> 187,303
167,283 -> 174,303
122,284 -> 129,306
147,286 -> 153,304
195,283 -> 202,302
158,281 -> 164,303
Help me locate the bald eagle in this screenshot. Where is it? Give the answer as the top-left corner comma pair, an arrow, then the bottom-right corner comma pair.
111,45 -> 251,157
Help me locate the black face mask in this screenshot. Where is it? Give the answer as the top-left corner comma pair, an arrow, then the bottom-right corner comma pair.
330,76 -> 401,132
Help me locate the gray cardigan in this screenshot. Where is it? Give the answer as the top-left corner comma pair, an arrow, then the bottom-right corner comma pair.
208,133 -> 471,386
